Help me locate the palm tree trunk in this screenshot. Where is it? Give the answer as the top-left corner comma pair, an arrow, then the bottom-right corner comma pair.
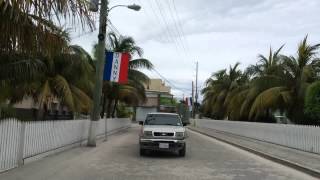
111,99 -> 118,118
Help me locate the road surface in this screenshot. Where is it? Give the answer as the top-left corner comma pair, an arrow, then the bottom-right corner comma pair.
0,125 -> 315,180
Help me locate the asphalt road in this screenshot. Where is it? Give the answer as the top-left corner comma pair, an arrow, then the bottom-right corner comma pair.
0,125 -> 315,180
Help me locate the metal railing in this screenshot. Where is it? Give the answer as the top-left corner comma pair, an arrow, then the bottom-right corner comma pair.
0,118 -> 131,172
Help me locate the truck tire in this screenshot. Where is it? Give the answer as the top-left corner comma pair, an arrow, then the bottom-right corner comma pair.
179,144 -> 186,157
140,148 -> 145,156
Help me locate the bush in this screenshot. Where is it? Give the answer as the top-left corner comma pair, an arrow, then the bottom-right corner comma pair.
304,81 -> 320,123
116,104 -> 132,118
0,104 -> 16,120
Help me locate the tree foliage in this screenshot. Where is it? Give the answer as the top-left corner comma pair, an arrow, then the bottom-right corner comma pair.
0,0 -> 95,119
202,36 -> 320,124
100,33 -> 153,118
304,81 -> 320,123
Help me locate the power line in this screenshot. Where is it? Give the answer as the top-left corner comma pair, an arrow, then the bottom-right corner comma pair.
165,0 -> 188,54
137,0 -> 165,42
151,68 -> 191,95
107,19 -> 121,36
70,19 -> 120,40
144,0 -> 173,44
154,0 -> 183,52
171,0 -> 190,52
138,0 -> 194,83
152,0 -> 194,77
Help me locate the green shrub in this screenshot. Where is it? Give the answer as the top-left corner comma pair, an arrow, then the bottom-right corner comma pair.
116,104 -> 132,118
304,81 -> 320,122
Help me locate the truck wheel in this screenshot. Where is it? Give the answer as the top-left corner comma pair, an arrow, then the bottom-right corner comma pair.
179,145 -> 186,157
140,148 -> 145,156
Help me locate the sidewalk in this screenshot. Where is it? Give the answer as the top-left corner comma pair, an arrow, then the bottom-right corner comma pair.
188,126 -> 320,178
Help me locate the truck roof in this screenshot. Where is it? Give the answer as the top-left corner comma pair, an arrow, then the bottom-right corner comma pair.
147,112 -> 179,116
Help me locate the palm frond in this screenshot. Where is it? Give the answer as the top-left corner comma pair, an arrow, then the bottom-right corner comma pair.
129,58 -> 154,70
249,87 -> 290,119
52,75 -> 75,111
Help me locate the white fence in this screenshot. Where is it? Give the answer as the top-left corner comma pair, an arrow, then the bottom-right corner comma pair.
193,119 -> 320,154
0,118 -> 131,172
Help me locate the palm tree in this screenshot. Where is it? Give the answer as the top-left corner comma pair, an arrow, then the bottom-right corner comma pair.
201,63 -> 244,119
249,36 -> 320,123
201,36 -> 320,124
100,33 -> 153,118
201,70 -> 227,119
240,45 -> 285,121
6,45 -> 94,120
248,45 -> 285,76
0,0 -> 93,56
1,1 -> 94,119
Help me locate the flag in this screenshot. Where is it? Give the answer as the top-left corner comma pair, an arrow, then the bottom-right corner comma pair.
185,97 -> 192,107
103,52 -> 130,84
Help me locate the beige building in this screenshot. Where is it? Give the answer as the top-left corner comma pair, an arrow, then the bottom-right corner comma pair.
145,79 -> 171,93
140,79 -> 172,107
135,79 -> 174,121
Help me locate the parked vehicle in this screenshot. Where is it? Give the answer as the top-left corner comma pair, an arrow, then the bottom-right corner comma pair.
139,113 -> 186,156
177,102 -> 190,125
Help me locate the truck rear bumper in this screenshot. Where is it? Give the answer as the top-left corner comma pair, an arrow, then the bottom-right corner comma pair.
140,138 -> 185,152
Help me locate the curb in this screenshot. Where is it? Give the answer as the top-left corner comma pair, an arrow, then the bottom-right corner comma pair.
188,127 -> 320,178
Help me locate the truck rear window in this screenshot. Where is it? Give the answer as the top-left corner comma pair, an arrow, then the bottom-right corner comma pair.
145,114 -> 182,126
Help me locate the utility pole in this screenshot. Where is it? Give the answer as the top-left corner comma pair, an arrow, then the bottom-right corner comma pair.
87,0 -> 108,147
195,61 -> 199,117
87,1 -> 141,146
192,81 -> 195,118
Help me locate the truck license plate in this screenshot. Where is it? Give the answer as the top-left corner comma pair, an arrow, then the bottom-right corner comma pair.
159,143 -> 169,149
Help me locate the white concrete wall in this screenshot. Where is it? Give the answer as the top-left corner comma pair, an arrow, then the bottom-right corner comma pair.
193,119 -> 320,154
0,118 -> 131,172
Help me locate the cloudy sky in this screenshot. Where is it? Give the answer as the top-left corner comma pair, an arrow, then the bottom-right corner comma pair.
71,0 -> 320,101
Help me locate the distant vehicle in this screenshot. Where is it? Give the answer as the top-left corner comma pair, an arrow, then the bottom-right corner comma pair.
139,113 -> 186,157
177,102 -> 191,125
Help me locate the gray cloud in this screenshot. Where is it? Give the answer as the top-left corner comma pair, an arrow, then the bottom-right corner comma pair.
72,0 -> 320,101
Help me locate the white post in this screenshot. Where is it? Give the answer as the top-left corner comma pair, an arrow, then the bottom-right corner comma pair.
88,120 -> 98,146
104,118 -> 108,141
17,121 -> 26,166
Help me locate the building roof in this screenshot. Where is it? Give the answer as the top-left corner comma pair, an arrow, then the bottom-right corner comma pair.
145,79 -> 171,93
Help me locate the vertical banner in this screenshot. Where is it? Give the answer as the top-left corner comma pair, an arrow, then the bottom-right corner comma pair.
185,97 -> 192,107
103,52 -> 130,84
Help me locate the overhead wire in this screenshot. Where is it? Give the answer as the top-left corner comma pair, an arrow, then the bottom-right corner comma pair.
171,0 -> 191,52
153,0 -> 183,52
137,0 -> 194,97
165,0 -> 188,54
71,1 -> 194,98
152,68 -> 191,95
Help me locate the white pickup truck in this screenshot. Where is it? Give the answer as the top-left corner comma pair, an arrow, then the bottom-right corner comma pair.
139,113 -> 186,157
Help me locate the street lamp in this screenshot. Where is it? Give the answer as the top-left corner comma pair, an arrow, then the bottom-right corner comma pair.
87,0 -> 141,147
89,1 -> 141,12
109,4 -> 141,12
